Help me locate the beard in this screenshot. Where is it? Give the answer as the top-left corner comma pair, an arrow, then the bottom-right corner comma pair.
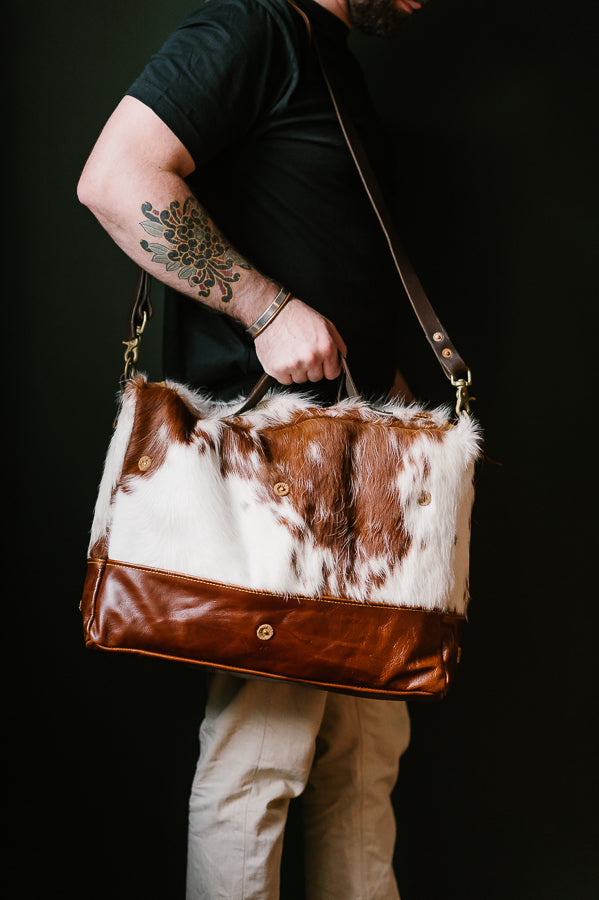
348,0 -> 413,38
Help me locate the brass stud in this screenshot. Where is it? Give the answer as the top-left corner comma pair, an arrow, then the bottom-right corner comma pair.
138,455 -> 152,472
433,332 -> 443,342
257,623 -> 275,641
418,491 -> 431,506
274,482 -> 290,496
442,348 -> 453,358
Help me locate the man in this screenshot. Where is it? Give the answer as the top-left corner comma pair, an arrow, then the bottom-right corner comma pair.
78,0 -> 423,896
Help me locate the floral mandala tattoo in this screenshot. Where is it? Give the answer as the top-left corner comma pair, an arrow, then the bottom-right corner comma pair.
139,198 -> 250,302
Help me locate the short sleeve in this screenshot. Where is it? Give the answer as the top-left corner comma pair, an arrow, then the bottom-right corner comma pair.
126,0 -> 299,166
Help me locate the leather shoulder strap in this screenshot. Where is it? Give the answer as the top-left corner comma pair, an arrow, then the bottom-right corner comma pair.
315,43 -> 470,384
125,266 -> 152,342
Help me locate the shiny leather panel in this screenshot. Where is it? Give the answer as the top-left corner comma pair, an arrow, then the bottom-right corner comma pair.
81,559 -> 465,701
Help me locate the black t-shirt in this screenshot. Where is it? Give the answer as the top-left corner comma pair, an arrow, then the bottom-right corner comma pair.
127,0 -> 403,400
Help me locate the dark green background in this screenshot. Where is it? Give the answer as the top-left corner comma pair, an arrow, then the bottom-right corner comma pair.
10,1 -> 598,897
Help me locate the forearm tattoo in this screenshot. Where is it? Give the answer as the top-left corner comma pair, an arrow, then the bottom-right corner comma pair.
139,197 -> 251,302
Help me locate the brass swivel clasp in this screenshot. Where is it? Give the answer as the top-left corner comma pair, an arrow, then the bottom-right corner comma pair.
122,309 -> 148,382
451,370 -> 474,417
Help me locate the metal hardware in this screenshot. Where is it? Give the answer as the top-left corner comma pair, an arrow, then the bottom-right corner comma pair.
122,309 -> 148,382
274,482 -> 290,496
138,455 -> 152,472
451,370 -> 473,417
417,491 -> 431,506
257,624 -> 275,641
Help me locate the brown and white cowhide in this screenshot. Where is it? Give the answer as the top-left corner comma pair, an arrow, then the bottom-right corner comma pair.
89,376 -> 481,613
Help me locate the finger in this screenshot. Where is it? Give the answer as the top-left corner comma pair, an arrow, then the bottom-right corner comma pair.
267,367 -> 293,385
305,362 -> 325,383
322,352 -> 342,381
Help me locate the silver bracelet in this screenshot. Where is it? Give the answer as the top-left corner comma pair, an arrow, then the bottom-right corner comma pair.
246,287 -> 292,339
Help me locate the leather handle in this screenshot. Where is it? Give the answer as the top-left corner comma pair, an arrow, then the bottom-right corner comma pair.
233,372 -> 276,414
234,355 -> 359,415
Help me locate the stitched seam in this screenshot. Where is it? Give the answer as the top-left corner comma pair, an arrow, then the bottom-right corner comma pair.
94,558 -> 466,617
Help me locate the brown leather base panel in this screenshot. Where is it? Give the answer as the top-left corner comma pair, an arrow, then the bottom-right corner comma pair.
81,559 -> 465,700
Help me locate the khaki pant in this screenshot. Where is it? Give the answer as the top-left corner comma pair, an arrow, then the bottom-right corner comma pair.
186,673 -> 411,900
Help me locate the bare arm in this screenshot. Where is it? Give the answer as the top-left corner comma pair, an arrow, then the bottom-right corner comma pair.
77,96 -> 346,384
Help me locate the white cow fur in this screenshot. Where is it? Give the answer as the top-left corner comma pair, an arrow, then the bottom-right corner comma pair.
89,379 -> 481,613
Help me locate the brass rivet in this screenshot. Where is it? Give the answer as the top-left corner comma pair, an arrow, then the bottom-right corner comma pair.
274,482 -> 290,496
138,455 -> 152,472
442,348 -> 453,358
433,332 -> 443,342
418,491 -> 431,506
257,623 -> 275,641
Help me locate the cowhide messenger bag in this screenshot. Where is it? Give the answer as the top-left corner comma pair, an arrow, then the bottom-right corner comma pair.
79,58 -> 482,701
